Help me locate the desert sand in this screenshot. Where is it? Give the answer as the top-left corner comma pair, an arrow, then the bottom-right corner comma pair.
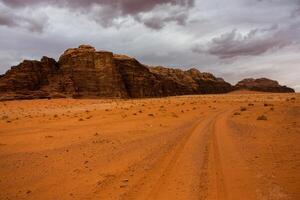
0,93 -> 299,200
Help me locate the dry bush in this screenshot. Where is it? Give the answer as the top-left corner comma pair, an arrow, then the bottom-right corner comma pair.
240,107 -> 247,111
257,115 -> 267,120
172,113 -> 178,118
234,112 -> 241,115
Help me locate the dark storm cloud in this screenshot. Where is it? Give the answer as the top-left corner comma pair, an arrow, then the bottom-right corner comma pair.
0,4 -> 48,32
1,0 -> 194,11
192,23 -> 300,59
134,4 -> 189,30
0,0 -> 195,29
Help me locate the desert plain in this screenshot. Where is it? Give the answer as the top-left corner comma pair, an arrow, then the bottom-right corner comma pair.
0,92 -> 299,200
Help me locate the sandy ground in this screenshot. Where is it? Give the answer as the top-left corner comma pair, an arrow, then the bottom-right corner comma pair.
0,93 -> 299,200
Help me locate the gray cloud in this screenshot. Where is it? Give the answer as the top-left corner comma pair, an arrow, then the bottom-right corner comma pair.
192,23 -> 300,59
0,3 -> 48,32
1,0 -> 194,11
134,3 -> 190,29
0,0 -> 195,29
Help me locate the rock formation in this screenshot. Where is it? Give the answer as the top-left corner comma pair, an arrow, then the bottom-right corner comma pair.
149,67 -> 233,95
58,45 -> 127,98
0,56 -> 59,100
235,78 -> 295,93
0,45 -> 294,100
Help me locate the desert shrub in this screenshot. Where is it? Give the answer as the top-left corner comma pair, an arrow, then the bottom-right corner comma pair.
240,107 -> 247,111
257,115 -> 267,120
172,113 -> 178,118
234,112 -> 241,115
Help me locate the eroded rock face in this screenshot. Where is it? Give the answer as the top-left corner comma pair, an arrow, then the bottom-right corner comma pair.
0,45 -> 294,100
0,56 -> 59,100
235,78 -> 295,93
149,67 -> 233,94
114,56 -> 166,98
58,45 -> 127,98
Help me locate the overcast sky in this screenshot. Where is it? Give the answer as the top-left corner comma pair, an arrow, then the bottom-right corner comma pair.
0,0 -> 299,90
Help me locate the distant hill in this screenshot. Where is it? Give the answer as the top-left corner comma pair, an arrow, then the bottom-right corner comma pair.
0,45 -> 294,100
235,78 -> 294,93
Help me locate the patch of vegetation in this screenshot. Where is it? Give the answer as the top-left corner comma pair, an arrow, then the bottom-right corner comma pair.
240,107 -> 247,111
264,103 -> 273,107
257,115 -> 267,120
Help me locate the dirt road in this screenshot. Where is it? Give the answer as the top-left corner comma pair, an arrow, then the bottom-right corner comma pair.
0,94 -> 299,200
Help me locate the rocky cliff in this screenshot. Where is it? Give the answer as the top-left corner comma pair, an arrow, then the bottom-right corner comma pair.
0,45 -> 294,100
58,45 -> 127,98
235,78 -> 295,93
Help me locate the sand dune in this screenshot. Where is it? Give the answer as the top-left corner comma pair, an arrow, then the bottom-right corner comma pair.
0,93 -> 299,200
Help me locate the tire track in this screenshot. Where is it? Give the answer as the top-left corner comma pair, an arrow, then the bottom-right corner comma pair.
209,109 -> 259,200
142,111 -> 226,200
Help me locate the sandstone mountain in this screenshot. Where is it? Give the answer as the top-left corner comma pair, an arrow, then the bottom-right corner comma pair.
235,78 -> 295,93
0,45 -> 294,100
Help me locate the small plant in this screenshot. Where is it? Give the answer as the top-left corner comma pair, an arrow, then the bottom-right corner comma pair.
148,113 -> 154,117
172,113 -> 178,118
257,115 -> 267,120
1,115 -> 9,120
234,112 -> 241,115
240,107 -> 247,111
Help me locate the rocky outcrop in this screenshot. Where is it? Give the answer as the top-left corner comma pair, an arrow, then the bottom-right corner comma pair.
0,45 -> 294,100
235,78 -> 295,93
149,67 -> 233,94
0,56 -> 59,100
114,55 -> 165,98
58,45 -> 127,98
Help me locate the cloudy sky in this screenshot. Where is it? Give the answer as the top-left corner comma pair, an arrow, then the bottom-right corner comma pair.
0,0 -> 299,90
